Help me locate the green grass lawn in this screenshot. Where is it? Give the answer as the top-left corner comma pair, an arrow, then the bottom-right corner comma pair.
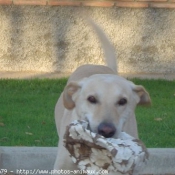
0,78 -> 175,148
133,79 -> 175,148
0,78 -> 67,147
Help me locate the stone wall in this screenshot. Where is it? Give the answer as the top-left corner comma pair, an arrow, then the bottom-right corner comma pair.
0,5 -> 175,74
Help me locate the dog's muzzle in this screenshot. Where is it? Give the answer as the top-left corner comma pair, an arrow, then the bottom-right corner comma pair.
98,122 -> 116,138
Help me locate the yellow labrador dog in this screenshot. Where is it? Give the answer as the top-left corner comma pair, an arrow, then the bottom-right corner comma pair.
54,20 -> 151,174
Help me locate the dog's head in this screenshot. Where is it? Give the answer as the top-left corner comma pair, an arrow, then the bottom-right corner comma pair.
63,74 -> 151,139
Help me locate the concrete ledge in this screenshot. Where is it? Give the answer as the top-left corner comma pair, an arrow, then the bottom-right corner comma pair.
0,147 -> 175,174
0,147 -> 57,174
143,148 -> 175,174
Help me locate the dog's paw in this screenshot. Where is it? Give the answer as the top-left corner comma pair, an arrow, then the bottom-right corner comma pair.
64,120 -> 148,175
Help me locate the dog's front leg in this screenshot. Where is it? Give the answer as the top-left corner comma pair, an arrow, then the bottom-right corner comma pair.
54,141 -> 83,175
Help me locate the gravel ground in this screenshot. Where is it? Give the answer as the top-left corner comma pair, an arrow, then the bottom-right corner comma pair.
0,71 -> 175,80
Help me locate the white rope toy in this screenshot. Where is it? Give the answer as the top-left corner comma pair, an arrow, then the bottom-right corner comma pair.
64,120 -> 148,175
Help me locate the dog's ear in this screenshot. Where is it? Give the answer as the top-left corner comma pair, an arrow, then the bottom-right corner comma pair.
63,82 -> 81,110
133,85 -> 151,106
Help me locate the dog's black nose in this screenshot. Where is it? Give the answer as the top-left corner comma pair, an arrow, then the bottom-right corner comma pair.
98,122 -> 116,138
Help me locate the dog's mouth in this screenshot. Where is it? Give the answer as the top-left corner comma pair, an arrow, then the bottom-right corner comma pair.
84,118 -> 92,131
85,118 -> 119,139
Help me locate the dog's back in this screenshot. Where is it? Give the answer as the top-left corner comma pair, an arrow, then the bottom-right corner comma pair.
67,19 -> 118,83
55,19 -> 118,134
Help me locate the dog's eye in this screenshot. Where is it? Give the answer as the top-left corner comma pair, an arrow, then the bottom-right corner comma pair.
118,98 -> 127,106
87,96 -> 97,104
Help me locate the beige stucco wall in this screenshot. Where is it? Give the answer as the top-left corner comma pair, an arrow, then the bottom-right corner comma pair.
0,6 -> 175,74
